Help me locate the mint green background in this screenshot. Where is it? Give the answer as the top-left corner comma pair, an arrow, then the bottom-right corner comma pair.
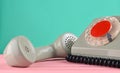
0,0 -> 120,54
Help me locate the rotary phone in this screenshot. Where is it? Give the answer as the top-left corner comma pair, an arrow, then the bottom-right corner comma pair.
66,16 -> 120,68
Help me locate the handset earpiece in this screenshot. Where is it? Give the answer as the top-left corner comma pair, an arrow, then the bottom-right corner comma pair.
3,33 -> 77,67
36,33 -> 78,61
3,36 -> 36,67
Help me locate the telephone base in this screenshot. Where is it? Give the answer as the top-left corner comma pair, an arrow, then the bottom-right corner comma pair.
66,16 -> 120,68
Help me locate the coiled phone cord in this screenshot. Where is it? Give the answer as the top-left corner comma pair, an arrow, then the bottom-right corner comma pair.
66,54 -> 120,68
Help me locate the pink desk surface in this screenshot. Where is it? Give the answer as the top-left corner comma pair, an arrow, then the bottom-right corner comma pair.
0,55 -> 120,73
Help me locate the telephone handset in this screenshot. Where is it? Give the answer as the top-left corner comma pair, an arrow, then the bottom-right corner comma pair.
66,16 -> 120,68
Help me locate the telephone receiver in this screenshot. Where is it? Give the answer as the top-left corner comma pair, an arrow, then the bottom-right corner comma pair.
66,16 -> 120,68
3,33 -> 77,67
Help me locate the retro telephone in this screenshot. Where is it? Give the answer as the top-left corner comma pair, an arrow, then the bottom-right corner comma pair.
66,16 -> 120,68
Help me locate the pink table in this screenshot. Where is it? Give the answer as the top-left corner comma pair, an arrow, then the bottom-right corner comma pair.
0,55 -> 120,73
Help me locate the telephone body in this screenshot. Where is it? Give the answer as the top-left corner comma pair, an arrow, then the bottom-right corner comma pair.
66,16 -> 120,68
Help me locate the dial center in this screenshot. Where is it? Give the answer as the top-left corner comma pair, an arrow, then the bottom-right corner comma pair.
91,20 -> 111,37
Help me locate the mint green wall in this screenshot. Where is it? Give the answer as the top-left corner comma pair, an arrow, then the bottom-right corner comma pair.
0,0 -> 120,54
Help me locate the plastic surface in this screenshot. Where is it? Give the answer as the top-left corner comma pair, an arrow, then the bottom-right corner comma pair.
1,55 -> 120,73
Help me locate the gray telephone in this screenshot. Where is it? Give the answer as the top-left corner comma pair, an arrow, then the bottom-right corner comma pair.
66,16 -> 120,68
